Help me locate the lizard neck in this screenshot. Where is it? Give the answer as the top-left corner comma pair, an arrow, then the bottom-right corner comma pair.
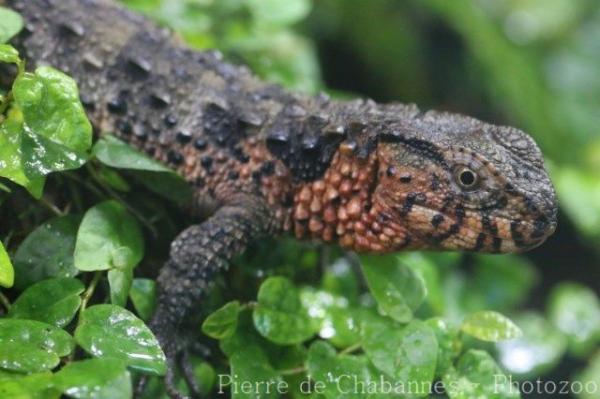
291,144 -> 396,252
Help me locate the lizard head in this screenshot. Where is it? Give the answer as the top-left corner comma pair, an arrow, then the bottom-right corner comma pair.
372,109 -> 557,253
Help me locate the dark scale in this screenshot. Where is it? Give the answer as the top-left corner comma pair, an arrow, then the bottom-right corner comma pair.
107,96 -> 128,115
265,113 -> 344,182
510,220 -> 526,247
414,192 -> 427,204
399,193 -> 417,216
252,170 -> 262,183
194,177 -> 205,188
428,220 -> 462,244
125,56 -> 152,80
164,114 -> 178,128
492,237 -> 503,252
504,183 -> 518,195
133,125 -> 148,141
176,131 -> 192,144
531,217 -> 549,239
202,102 -> 245,149
167,150 -> 183,165
473,233 -> 486,251
431,214 -> 444,228
481,213 -> 499,235
57,21 -> 85,38
79,94 -> 95,111
117,120 -> 132,135
200,156 -> 213,170
194,138 -> 207,150
231,145 -> 249,163
148,93 -> 170,109
430,173 -> 440,190
227,170 -> 239,180
455,204 -> 466,220
259,161 -> 275,176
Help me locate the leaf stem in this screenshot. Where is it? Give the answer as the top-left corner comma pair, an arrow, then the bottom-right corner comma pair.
241,301 -> 258,311
0,291 -> 11,311
39,196 -> 65,217
339,342 -> 362,355
86,163 -> 159,238
80,271 -> 102,312
68,272 -> 102,362
278,365 -> 307,376
0,91 -> 13,115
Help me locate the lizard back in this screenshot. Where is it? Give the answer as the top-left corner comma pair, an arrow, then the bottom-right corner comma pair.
3,0 -> 558,254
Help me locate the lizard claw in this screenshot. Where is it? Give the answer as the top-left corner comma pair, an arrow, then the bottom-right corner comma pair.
180,349 -> 204,398
133,312 -> 199,399
133,345 -> 198,399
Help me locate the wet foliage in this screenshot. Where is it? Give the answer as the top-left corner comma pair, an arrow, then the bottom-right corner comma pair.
0,0 -> 599,398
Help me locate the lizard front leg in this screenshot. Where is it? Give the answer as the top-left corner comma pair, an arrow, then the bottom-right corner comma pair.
146,197 -> 277,398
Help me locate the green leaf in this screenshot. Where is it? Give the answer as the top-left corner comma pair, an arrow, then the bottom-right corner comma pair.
96,165 -> 131,192
0,319 -> 74,373
131,170 -> 193,206
252,276 -> 313,344
0,109 -> 45,197
13,66 -> 92,177
0,43 -> 20,64
554,167 -> 600,241
246,0 -> 311,26
360,254 -> 427,323
13,215 -> 80,290
108,268 -> 133,307
202,301 -> 241,339
300,287 -> 360,348
74,304 -> 166,375
137,356 -> 215,399
228,346 -> 282,399
220,312 -> 280,359
0,7 -> 24,43
467,255 -> 538,313
306,341 -> 371,399
496,312 -> 566,377
54,358 -> 132,399
321,258 -> 360,304
20,128 -> 87,177
361,314 -> 437,390
93,135 -> 192,205
443,350 -> 520,399
0,240 -> 14,288
577,351 -> 600,399
0,65 -> 90,197
194,361 -> 216,397
0,372 -> 58,399
548,282 -> 600,356
398,253 -> 444,315
426,317 -> 461,376
74,201 -> 144,271
129,278 -> 157,321
93,135 -> 171,172
461,311 -> 522,342
8,277 -> 84,327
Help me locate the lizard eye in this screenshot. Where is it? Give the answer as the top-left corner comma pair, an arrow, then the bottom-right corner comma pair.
455,167 -> 479,190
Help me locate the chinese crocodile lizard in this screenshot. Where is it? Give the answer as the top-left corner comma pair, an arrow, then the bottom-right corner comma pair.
3,0 -> 558,397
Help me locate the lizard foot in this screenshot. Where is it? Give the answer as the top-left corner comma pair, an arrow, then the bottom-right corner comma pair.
135,319 -> 203,398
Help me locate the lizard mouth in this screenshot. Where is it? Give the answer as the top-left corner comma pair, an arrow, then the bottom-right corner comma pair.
403,204 -> 556,253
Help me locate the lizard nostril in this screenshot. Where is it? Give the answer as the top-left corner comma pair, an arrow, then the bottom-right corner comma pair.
531,217 -> 549,239
530,214 -> 557,240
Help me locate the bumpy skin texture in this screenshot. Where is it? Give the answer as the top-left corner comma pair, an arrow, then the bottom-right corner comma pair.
4,0 -> 558,397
